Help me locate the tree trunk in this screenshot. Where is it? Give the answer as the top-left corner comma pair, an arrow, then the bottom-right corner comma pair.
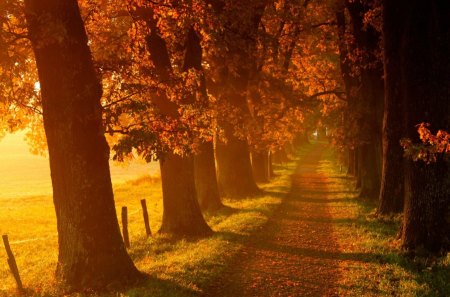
336,5 -> 359,179
24,0 -> 142,290
397,0 -> 450,253
194,142 -> 223,212
160,153 -> 213,236
347,148 -> 356,176
215,58 -> 260,198
358,143 -> 381,199
216,134 -> 260,197
182,28 -> 223,213
346,0 -> 384,200
356,70 -> 383,200
212,1 -> 265,198
378,0 -> 405,215
143,22 -> 212,236
252,150 -> 270,183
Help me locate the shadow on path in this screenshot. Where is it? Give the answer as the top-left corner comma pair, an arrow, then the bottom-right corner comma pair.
204,143 -> 343,297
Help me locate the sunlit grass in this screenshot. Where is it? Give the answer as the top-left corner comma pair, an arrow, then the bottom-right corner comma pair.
317,148 -> 450,297
0,146 -> 307,297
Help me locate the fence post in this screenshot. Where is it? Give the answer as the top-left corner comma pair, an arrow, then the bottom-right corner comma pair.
2,235 -> 24,293
140,199 -> 152,237
121,207 -> 130,249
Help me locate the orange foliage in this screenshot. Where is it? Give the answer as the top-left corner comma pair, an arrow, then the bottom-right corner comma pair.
401,123 -> 450,163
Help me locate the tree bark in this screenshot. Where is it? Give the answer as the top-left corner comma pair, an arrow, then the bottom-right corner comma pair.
144,21 -> 212,236
160,153 -> 213,236
358,143 -> 381,199
212,1 -> 266,198
252,150 -> 270,183
346,0 -> 384,200
182,28 -> 223,213
336,4 -> 359,179
216,134 -> 260,197
195,142 -> 223,212
378,0 -> 405,215
24,0 -> 142,290
397,0 -> 450,253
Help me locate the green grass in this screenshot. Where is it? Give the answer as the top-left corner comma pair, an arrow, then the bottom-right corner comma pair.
5,143 -> 445,297
318,148 -> 450,297
0,146 -> 309,297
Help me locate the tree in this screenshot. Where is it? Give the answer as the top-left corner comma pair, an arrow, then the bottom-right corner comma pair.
207,0 -> 265,197
76,0 -> 216,235
391,0 -> 450,253
377,0 -> 405,214
246,0 -> 342,182
0,1 -> 38,138
24,0 -> 143,290
340,0 -> 384,199
128,4 -> 213,236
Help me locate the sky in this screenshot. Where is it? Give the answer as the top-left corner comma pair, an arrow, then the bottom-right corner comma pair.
0,132 -> 159,199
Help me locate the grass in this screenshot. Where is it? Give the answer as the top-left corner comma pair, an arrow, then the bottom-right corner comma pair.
0,145 -> 308,297
317,147 -> 450,297
3,142 -> 446,297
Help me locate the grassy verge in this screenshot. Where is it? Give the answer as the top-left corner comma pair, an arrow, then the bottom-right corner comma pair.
319,147 -> 450,297
0,144 -> 312,297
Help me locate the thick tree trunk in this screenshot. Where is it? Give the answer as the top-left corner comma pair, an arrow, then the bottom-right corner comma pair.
336,5 -> 359,179
194,142 -> 223,212
398,0 -> 450,253
378,0 -> 405,215
24,0 -> 142,290
160,153 -> 213,236
356,71 -> 383,200
252,150 -> 270,183
215,60 -> 260,198
215,80 -> 260,198
346,0 -> 384,200
358,143 -> 381,199
212,1 -> 265,198
216,134 -> 260,197
182,29 -> 223,213
143,23 -> 212,236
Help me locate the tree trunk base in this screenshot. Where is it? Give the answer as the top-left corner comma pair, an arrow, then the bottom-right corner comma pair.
160,153 -> 213,237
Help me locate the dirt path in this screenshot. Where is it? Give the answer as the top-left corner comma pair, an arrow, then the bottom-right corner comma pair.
206,143 -> 343,297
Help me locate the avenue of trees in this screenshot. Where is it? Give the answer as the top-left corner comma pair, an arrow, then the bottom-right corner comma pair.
0,0 -> 448,292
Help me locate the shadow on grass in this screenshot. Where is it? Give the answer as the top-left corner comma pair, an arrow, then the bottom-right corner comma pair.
323,161 -> 450,296
108,274 -> 200,297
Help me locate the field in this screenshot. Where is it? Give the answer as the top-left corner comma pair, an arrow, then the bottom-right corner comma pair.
0,143 -> 299,296
0,132 -> 159,199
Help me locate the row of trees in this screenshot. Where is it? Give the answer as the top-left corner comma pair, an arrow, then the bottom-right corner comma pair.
335,0 -> 449,254
1,0 -> 341,292
1,0 -> 448,293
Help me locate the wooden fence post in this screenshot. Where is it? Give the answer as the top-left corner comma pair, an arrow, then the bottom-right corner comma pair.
140,199 -> 152,237
121,207 -> 130,249
2,235 -> 24,293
